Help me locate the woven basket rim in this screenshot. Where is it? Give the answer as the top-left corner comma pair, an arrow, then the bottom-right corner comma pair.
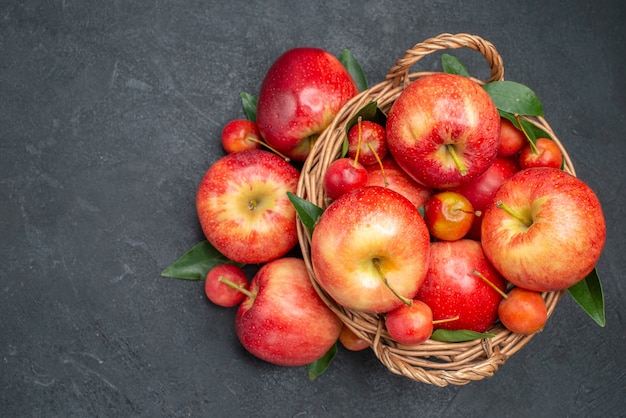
296,33 -> 571,386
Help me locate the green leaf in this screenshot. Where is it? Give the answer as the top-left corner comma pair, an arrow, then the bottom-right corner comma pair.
339,48 -> 368,92
483,81 -> 544,117
307,343 -> 338,380
441,54 -> 470,77
568,268 -> 606,327
345,101 -> 387,137
161,240 -> 240,280
240,91 -> 258,122
287,192 -> 324,237
430,329 -> 496,343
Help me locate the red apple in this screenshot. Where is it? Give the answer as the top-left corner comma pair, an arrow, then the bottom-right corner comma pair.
235,257 -> 342,367
256,47 -> 359,161
196,149 -> 300,264
424,191 -> 476,241
385,300 -> 433,345
323,157 -> 368,200
311,186 -> 431,313
415,239 -> 507,333
481,167 -> 606,292
347,119 -> 388,165
205,264 -> 249,307
365,157 -> 434,209
221,119 -> 262,154
498,287 -> 548,335
518,137 -> 563,169
498,118 -> 526,157
449,156 -> 520,240
386,73 -> 501,189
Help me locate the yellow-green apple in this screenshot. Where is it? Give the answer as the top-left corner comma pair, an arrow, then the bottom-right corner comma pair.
347,119 -> 388,165
310,186 -> 430,313
385,300 -> 433,345
196,149 -> 300,264
498,287 -> 548,335
235,257 -> 342,367
518,137 -> 563,169
416,239 -> 507,333
323,157 -> 368,201
448,156 -> 520,240
386,73 -> 501,189
365,157 -> 434,209
424,191 -> 476,241
204,264 -> 249,308
481,167 -> 606,292
256,47 -> 359,161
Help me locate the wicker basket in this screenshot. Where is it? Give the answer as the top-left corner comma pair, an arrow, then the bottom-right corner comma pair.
296,33 -> 573,386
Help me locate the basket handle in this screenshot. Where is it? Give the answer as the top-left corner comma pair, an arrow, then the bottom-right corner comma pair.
386,33 -> 504,87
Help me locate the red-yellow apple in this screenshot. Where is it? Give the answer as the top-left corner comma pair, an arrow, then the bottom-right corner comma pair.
221,119 -> 262,154
196,149 -> 300,264
416,239 -> 507,333
498,118 -> 526,157
311,186 -> 431,313
448,156 -> 520,240
204,264 -> 249,308
385,300 -> 433,345
256,47 -> 359,161
338,325 -> 370,352
365,157 -> 434,209
347,119 -> 388,165
386,73 -> 501,189
498,287 -> 548,335
323,157 -> 368,201
481,167 -> 606,292
424,191 -> 476,241
518,137 -> 563,169
235,257 -> 342,367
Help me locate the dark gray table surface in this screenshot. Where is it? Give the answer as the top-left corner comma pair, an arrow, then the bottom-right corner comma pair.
2,1 -> 625,417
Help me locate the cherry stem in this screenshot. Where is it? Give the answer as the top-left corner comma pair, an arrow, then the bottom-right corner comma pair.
513,114 -> 539,154
432,316 -> 460,325
246,137 -> 291,162
353,116 -> 363,167
472,270 -> 508,299
368,142 -> 389,187
219,276 -> 256,299
496,200 -> 532,227
372,258 -> 412,306
445,144 -> 468,176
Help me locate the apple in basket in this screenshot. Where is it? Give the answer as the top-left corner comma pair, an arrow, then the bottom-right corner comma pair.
196,149 -> 300,264
386,73 -> 501,189
481,167 -> 606,292
256,47 -> 359,162
415,239 -> 507,333
235,257 -> 342,366
310,186 -> 431,314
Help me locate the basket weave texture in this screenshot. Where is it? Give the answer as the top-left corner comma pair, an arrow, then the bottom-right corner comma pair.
296,33 -> 573,386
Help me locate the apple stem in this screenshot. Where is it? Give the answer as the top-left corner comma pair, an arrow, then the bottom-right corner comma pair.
246,136 -> 291,162
372,258 -> 412,306
445,144 -> 468,176
472,270 -> 508,299
219,276 -> 256,299
432,316 -> 460,325
353,116 -> 363,167
369,142 -> 389,187
496,200 -> 532,227
513,114 -> 539,154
